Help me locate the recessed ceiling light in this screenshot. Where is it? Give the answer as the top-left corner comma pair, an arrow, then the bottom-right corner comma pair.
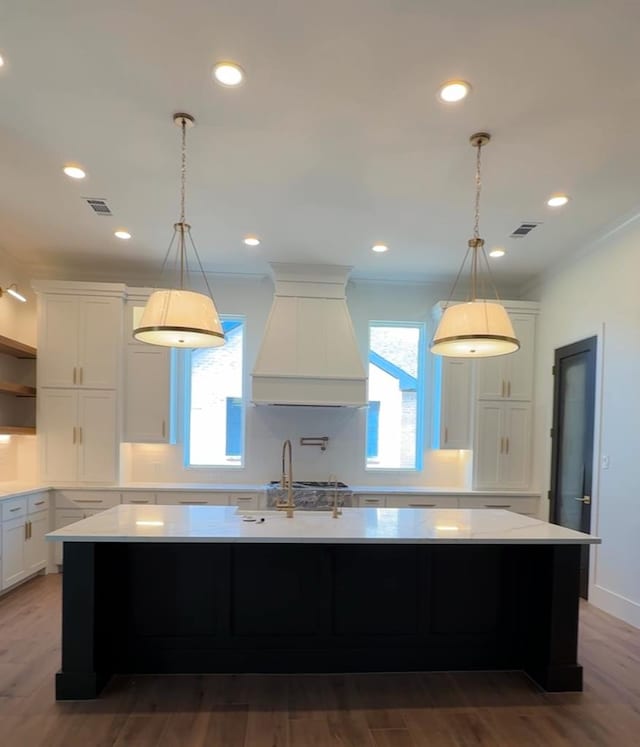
212,61 -> 245,87
547,194 -> 570,208
438,80 -> 471,103
489,247 -> 505,258
243,236 -> 260,246
63,165 -> 86,180
371,244 -> 389,253
114,230 -> 132,240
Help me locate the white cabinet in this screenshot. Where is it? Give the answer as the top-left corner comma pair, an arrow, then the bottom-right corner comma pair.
473,402 -> 532,489
1,493 -> 50,590
476,314 -> 535,401
385,495 -> 458,509
432,357 -> 472,449
39,389 -> 118,482
38,295 -> 122,389
156,492 -> 228,506
124,346 -> 175,443
228,493 -> 260,509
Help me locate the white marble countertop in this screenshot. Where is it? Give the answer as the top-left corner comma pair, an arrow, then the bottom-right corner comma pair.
0,483 -> 50,501
47,504 -> 599,545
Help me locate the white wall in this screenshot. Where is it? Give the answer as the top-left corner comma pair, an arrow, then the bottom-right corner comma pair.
122,275 -> 473,488
529,217 -> 640,628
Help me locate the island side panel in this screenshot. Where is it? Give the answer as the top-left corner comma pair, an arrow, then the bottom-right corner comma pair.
56,542 -> 127,700
516,544 -> 582,691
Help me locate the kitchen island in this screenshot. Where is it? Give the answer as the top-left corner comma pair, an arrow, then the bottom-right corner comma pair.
47,505 -> 600,700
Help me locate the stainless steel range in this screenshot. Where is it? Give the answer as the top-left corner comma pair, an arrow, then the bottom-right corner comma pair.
266,480 -> 353,510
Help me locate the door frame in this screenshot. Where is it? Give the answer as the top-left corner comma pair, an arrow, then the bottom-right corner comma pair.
549,335 -> 598,598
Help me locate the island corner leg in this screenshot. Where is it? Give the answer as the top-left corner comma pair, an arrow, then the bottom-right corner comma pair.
517,544 -> 583,692
56,542 -> 115,700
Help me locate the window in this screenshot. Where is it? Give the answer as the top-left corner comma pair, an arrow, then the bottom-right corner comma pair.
366,323 -> 424,470
185,318 -> 244,467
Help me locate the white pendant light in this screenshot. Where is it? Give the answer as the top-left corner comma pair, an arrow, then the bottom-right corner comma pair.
134,114 -> 225,349
431,133 -> 519,358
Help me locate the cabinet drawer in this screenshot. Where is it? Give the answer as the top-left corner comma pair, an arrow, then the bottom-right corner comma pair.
385,495 -> 458,509
28,493 -> 50,514
228,493 -> 260,509
357,495 -> 385,508
156,491 -> 226,506
458,497 -> 539,515
2,497 -> 27,521
54,489 -> 121,509
121,491 -> 156,505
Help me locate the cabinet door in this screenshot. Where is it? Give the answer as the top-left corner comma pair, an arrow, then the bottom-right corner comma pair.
440,358 -> 471,448
473,402 -> 504,488
476,355 -> 505,400
77,390 -> 118,482
501,403 -> 532,488
39,389 -> 78,482
1,517 -> 26,589
24,511 -> 49,574
506,315 -> 535,401
124,346 -> 173,442
78,297 -> 121,389
38,297 -> 79,387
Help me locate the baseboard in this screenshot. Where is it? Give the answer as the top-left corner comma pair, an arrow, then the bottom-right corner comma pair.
590,584 -> 640,629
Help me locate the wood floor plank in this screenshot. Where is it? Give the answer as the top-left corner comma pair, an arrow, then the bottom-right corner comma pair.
1,574 -> 640,747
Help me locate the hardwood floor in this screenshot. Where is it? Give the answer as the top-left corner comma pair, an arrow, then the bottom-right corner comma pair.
1,575 -> 639,746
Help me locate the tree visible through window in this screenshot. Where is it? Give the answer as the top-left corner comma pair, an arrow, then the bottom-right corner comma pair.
366,323 -> 424,470
186,318 -> 244,467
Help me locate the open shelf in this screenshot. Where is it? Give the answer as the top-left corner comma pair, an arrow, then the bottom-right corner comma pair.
0,381 -> 36,397
0,426 -> 36,435
0,334 -> 37,359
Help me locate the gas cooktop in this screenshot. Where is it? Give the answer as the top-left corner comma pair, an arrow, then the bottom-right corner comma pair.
268,480 -> 349,489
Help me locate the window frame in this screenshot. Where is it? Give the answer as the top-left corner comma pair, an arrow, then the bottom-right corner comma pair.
183,315 -> 246,469
365,320 -> 425,472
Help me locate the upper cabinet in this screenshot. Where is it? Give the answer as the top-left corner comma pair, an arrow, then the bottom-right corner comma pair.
432,357 -> 472,449
475,314 -> 536,401
38,293 -> 122,389
123,292 -> 176,443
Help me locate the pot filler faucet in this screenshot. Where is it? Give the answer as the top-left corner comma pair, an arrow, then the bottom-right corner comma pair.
276,439 -> 295,518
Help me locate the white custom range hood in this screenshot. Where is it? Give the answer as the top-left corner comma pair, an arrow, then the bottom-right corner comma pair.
252,264 -> 367,407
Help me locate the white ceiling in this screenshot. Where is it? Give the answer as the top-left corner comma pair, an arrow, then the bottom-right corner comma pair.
2,0 -> 640,288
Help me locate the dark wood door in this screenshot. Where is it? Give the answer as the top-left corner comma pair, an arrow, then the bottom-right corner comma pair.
549,337 -> 597,598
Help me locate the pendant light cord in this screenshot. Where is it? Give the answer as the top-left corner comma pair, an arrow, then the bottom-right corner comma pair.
473,140 -> 482,242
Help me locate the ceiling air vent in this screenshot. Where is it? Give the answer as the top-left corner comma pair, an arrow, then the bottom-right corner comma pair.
510,221 -> 541,238
83,197 -> 112,216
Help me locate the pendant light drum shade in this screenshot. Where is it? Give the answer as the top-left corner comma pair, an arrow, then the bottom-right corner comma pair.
133,289 -> 224,348
431,301 -> 519,357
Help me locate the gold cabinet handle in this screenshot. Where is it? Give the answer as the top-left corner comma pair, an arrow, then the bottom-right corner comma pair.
162,420 -> 166,438
444,426 -> 448,444
9,506 -> 21,513
72,426 -> 76,444
79,367 -> 84,385
507,381 -> 511,398
25,521 -> 28,540
485,504 -> 511,509
73,367 -> 77,385
34,500 -> 45,506
29,520 -> 32,539
78,426 -> 83,444
75,499 -> 104,504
